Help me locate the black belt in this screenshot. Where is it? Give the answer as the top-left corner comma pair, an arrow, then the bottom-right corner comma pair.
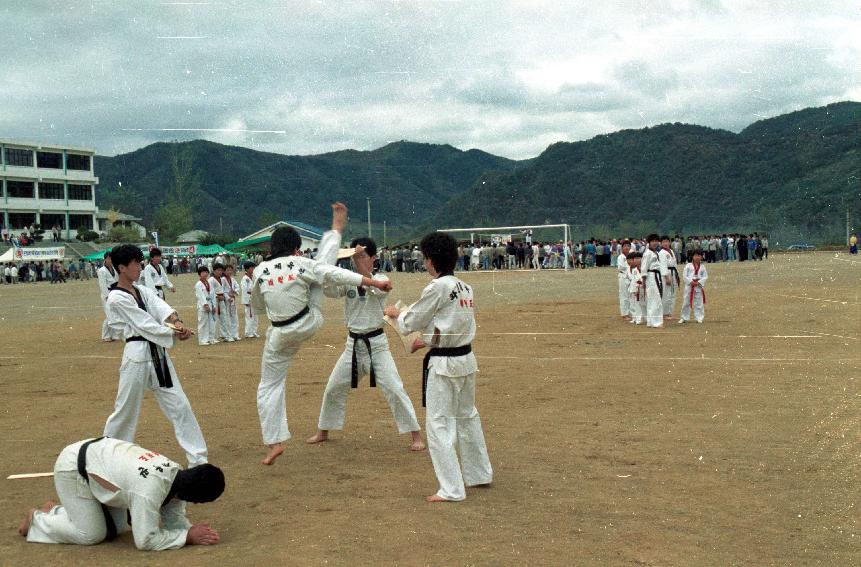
125,336 -> 173,388
271,305 -> 310,327
421,345 -> 473,407
348,328 -> 384,388
77,437 -> 118,541
155,285 -> 164,289
648,270 -> 663,298
669,266 -> 680,287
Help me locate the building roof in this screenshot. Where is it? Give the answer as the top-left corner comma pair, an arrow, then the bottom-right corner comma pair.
95,211 -> 142,222
0,139 -> 96,154
177,230 -> 209,243
238,220 -> 324,243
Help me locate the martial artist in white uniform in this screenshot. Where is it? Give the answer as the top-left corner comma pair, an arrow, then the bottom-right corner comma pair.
679,250 -> 708,323
208,267 -> 228,341
616,242 -> 630,319
659,239 -> 679,318
22,437 -> 223,550
96,253 -> 120,341
385,232 -> 493,502
251,203 -> 393,465
141,250 -> 174,300
640,235 -> 665,328
194,267 -> 217,345
306,239 -> 422,449
220,267 -> 241,341
240,262 -> 259,338
103,245 -> 208,467
627,258 -> 644,324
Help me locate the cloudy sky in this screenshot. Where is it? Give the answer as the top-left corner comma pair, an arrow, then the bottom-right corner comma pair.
2,1 -> 858,159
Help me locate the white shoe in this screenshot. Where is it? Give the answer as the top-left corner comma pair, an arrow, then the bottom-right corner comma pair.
696,320 -> 703,324
678,319 -> 686,324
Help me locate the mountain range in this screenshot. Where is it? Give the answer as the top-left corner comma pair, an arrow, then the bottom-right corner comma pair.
95,101 -> 860,244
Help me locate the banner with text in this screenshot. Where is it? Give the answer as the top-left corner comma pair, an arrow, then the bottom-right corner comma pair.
14,247 -> 66,261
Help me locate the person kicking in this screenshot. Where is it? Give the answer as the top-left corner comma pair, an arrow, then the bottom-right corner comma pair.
251,203 -> 393,465
306,237 -> 424,451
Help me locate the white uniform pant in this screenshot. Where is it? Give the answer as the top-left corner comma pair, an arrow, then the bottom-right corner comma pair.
662,279 -> 677,316
644,273 -> 663,327
531,255 -> 540,269
630,292 -> 644,323
103,355 -> 208,466
257,228 -> 341,445
225,300 -> 240,340
425,369 -> 493,501
27,444 -> 130,545
216,301 -> 230,339
317,336 -> 420,433
680,285 -> 705,322
243,304 -> 259,337
618,276 -> 630,316
197,308 -> 216,345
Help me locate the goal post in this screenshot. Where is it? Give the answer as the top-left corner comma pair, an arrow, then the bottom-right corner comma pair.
437,223 -> 572,270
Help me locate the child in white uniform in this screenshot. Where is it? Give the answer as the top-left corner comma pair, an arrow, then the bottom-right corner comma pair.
679,249 -> 708,323
194,266 -> 217,345
221,265 -> 241,341
240,261 -> 259,338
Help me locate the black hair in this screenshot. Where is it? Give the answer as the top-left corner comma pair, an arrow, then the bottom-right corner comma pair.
212,263 -> 225,272
174,464 -> 225,504
197,266 -> 210,275
419,232 -> 458,275
691,249 -> 704,257
350,236 -> 377,258
270,226 -> 301,260
149,247 -> 162,258
242,261 -> 256,271
646,233 -> 660,243
104,250 -> 112,260
660,235 -> 670,242
111,244 -> 144,268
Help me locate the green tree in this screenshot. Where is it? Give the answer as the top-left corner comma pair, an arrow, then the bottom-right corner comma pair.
153,144 -> 202,240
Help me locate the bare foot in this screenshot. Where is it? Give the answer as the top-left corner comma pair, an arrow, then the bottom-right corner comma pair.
409,432 -> 426,451
426,494 -> 450,503
305,430 -> 328,444
261,444 -> 284,465
18,508 -> 35,537
40,500 -> 56,512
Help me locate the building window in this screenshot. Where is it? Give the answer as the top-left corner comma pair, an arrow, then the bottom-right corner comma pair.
5,148 -> 34,167
39,182 -> 65,200
69,214 -> 93,230
7,180 -> 35,198
66,153 -> 91,171
41,213 -> 66,230
68,184 -> 92,200
37,151 -> 63,169
8,212 -> 36,229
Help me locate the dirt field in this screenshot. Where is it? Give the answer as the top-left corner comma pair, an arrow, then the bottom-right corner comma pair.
1,251 -> 858,566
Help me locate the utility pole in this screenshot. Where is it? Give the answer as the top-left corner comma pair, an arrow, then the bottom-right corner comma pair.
848,208 -> 851,245
383,220 -> 387,246
367,197 -> 371,238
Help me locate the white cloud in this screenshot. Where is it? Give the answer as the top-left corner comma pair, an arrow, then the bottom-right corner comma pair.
0,1 -> 857,160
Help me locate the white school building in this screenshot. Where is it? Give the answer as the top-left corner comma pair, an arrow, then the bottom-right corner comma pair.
1,140 -> 99,240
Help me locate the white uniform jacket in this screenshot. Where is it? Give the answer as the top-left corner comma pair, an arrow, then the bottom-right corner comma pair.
106,284 -> 175,363
396,275 -> 477,377
141,263 -> 174,295
250,254 -> 363,322
324,274 -> 389,333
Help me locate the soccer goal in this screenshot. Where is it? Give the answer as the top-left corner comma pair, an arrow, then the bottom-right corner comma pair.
437,223 -> 573,270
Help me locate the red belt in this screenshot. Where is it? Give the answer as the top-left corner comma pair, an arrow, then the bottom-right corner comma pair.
689,283 -> 706,307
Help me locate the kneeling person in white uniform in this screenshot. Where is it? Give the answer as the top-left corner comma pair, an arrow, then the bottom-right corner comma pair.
306,237 -> 424,450
251,203 -> 393,466
385,232 -> 493,502
103,245 -> 208,467
19,437 -> 223,550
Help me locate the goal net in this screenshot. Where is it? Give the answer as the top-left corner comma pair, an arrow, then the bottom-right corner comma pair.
437,223 -> 572,270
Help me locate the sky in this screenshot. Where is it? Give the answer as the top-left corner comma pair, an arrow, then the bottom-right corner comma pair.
1,0 -> 859,160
